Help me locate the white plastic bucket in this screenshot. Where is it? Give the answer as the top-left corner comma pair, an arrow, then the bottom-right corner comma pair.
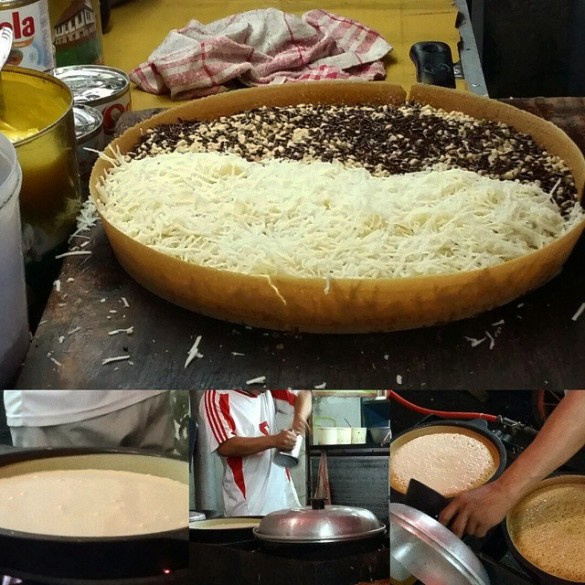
351,427 -> 367,444
0,133 -> 29,387
315,427 -> 337,445
336,427 -> 352,444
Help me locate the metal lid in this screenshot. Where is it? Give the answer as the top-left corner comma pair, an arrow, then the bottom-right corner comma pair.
73,105 -> 103,141
253,500 -> 385,544
54,65 -> 129,106
390,503 -> 490,585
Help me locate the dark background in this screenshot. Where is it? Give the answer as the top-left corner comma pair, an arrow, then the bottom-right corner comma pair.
468,0 -> 585,97
389,389 -> 537,434
0,398 -> 10,445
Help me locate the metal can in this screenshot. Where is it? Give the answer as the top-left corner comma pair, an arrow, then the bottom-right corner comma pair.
73,104 -> 103,180
2,66 -> 81,264
54,64 -> 131,136
49,0 -> 104,67
274,434 -> 303,468
0,0 -> 54,72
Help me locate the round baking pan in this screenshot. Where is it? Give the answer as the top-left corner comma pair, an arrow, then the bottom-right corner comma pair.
390,419 -> 507,501
189,517 -> 262,544
0,447 -> 188,582
504,474 -> 585,585
89,81 -> 585,333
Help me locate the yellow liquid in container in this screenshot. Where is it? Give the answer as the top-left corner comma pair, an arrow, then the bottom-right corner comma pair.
1,67 -> 81,261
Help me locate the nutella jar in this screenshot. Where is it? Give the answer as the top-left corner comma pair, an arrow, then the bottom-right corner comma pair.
0,0 -> 54,71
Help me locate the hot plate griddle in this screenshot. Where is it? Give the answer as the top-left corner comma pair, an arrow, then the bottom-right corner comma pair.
190,538 -> 389,585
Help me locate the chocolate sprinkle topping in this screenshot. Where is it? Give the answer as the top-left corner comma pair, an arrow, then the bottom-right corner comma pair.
128,102 -> 578,210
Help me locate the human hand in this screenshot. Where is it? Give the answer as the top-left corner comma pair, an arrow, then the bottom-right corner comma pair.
273,429 -> 298,451
438,480 -> 515,538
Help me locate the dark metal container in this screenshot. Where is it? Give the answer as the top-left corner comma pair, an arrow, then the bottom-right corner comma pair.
0,447 -> 188,583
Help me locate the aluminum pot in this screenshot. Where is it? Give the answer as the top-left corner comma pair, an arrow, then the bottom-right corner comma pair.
0,447 -> 188,583
369,426 -> 392,445
390,419 -> 507,501
254,499 -> 385,544
504,474 -> 585,585
390,502 -> 490,585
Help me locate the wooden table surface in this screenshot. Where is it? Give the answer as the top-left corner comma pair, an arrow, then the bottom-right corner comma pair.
14,97 -> 585,390
103,0 -> 467,110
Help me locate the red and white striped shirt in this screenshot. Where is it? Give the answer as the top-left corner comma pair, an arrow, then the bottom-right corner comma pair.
200,390 -> 301,516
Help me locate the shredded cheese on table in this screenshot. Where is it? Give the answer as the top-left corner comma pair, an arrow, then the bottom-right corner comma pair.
96,152 -> 584,280
246,376 -> 266,385
102,355 -> 130,366
572,302 -> 585,322
185,335 -> 204,369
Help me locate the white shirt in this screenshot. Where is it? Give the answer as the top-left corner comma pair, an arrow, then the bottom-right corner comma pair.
3,390 -> 167,427
199,389 -> 300,516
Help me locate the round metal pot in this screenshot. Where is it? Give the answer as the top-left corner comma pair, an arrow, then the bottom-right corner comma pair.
390,419 -> 507,501
189,517 -> 262,544
390,502 -> 490,585
254,499 -> 385,544
504,474 -> 585,585
0,447 -> 188,583
2,66 -> 81,264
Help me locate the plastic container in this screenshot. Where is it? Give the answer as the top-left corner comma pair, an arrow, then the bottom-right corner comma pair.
312,416 -> 337,446
351,427 -> 367,444
314,427 -> 337,446
336,427 -> 352,444
0,134 -> 29,387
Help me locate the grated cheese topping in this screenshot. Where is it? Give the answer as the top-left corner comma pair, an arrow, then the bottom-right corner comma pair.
185,335 -> 203,369
96,152 -> 584,280
572,302 -> 585,322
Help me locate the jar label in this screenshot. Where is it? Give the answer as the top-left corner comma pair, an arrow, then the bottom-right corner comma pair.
53,0 -> 103,66
0,0 -> 54,72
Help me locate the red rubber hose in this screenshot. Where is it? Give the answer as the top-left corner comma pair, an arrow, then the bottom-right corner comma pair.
387,390 -> 498,423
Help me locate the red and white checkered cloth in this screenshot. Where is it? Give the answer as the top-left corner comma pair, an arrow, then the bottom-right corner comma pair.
130,8 -> 392,100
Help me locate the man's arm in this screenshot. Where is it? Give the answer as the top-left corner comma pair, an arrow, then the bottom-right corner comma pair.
292,390 -> 312,434
440,390 -> 585,537
217,430 -> 298,457
218,390 -> 312,457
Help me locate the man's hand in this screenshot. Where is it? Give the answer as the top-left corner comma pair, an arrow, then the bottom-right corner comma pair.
273,429 -> 298,451
438,480 -> 514,537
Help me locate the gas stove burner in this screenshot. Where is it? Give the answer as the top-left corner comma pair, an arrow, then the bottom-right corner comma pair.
190,538 -> 389,585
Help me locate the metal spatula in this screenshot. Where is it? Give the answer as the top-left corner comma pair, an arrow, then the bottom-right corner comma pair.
405,478 -> 451,519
